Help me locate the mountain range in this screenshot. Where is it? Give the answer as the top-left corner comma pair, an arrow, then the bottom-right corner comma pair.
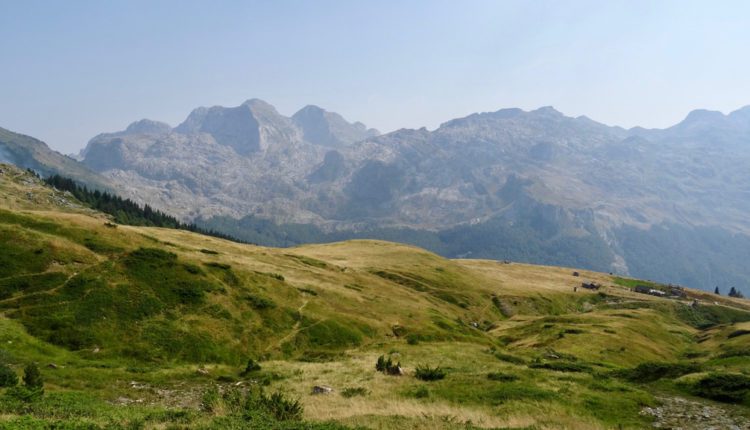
3,100 -> 750,294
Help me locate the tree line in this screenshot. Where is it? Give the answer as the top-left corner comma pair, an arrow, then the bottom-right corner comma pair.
43,174 -> 242,243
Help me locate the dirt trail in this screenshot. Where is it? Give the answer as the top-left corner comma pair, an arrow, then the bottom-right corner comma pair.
266,299 -> 309,352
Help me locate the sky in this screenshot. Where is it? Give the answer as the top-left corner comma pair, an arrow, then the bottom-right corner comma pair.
2,0 -> 750,154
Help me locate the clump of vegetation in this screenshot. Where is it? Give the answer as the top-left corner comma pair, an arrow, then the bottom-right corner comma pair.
691,373 -> 750,403
183,263 -> 206,275
268,273 -> 284,281
674,303 -> 750,329
204,262 -> 231,270
242,358 -> 262,375
202,386 -> 303,421
4,363 -> 44,402
529,362 -> 591,373
415,364 -> 446,381
297,288 -> 318,296
494,352 -> 526,365
375,355 -> 402,375
616,361 -> 700,382
200,249 -> 219,255
0,364 -> 18,387
246,294 -> 277,310
341,387 -> 369,398
727,329 -> 750,339
487,372 -> 519,382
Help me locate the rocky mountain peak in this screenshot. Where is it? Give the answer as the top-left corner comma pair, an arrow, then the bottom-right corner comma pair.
124,119 -> 172,135
680,109 -> 726,125
292,104 -> 378,148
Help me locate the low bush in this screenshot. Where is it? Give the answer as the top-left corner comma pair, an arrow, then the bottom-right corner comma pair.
529,362 -> 591,373
415,364 -> 446,381
487,372 -> 519,382
494,352 -> 526,365
616,361 -> 700,382
246,294 -> 277,310
0,364 -> 18,387
375,355 -> 401,375
727,329 -> 750,339
718,347 -> 750,359
692,373 -> 750,403
258,391 -> 303,421
242,358 -> 262,375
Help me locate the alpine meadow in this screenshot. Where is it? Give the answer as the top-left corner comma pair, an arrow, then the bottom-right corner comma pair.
2,2 -> 750,429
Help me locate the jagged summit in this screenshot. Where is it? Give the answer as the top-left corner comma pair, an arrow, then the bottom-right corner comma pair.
292,104 -> 379,148
124,119 -> 172,135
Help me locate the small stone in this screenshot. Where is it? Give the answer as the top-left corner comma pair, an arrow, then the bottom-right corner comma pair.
312,385 -> 332,394
47,363 -> 58,369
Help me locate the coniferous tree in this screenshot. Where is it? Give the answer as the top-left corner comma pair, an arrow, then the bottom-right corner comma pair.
23,363 -> 43,392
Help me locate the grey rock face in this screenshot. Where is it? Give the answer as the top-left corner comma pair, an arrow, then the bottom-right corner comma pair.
124,119 -> 172,135
81,101 -> 750,280
292,105 -> 379,148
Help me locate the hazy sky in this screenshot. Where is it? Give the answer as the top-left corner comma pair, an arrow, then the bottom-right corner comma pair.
2,0 -> 750,153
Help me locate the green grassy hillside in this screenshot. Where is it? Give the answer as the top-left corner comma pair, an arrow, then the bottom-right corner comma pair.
0,163 -> 749,429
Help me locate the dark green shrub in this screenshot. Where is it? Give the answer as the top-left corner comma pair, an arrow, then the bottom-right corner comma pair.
616,361 -> 700,382
183,263 -> 206,275
529,362 -> 591,373
200,249 -> 219,254
246,294 -> 277,310
269,273 -> 284,281
406,335 -> 420,345
727,329 -> 750,339
375,355 -> 401,375
297,288 -> 318,296
260,391 -> 303,421
341,387 -> 369,398
0,364 -> 18,387
487,372 -> 519,382
415,364 -> 446,381
494,352 -> 526,365
242,358 -> 262,375
692,373 -> 750,403
22,363 -> 43,392
718,347 -> 750,358
204,262 -> 231,270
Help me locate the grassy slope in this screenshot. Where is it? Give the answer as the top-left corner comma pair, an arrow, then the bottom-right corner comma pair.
0,163 -> 749,429
0,127 -> 111,190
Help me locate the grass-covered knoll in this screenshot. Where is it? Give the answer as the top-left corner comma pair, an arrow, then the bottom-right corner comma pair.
1,165 -> 750,429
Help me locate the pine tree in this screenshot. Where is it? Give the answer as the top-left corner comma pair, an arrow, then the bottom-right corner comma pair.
714,286 -> 720,295
22,363 -> 43,393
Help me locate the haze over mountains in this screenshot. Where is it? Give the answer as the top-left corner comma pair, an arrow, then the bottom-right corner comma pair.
4,100 -> 750,294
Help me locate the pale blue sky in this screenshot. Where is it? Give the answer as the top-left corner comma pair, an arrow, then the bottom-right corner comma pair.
2,0 -> 750,153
